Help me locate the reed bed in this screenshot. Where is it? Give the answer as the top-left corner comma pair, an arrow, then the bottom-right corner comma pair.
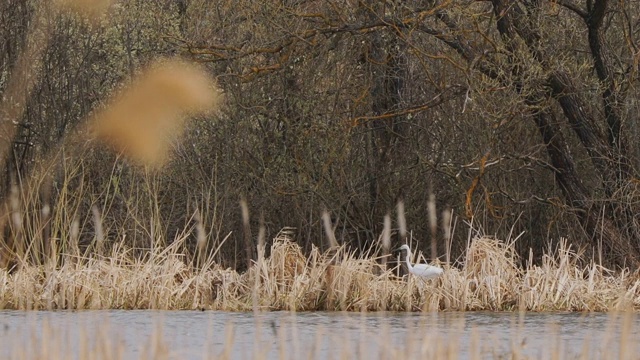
1,230 -> 639,312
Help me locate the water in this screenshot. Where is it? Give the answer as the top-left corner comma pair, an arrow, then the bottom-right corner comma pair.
0,310 -> 636,359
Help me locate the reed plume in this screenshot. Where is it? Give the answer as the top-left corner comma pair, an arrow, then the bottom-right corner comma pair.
90,58 -> 222,168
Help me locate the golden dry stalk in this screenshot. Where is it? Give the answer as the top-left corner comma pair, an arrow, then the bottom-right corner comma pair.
1,234 -> 639,312
90,58 -> 223,168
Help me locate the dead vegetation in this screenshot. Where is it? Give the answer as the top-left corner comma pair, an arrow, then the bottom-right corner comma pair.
1,229 -> 639,312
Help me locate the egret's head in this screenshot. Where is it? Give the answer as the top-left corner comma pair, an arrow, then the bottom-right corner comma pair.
398,244 -> 411,252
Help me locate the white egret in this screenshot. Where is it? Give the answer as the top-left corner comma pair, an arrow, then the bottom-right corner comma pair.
398,244 -> 443,279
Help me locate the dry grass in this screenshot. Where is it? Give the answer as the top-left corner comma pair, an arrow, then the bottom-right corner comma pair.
1,228 -> 640,312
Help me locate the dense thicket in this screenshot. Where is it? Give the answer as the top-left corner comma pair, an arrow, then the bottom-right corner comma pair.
1,0 -> 640,269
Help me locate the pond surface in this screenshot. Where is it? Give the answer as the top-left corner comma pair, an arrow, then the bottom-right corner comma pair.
0,310 -> 636,359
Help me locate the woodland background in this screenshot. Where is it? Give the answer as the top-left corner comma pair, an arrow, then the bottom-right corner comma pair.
1,0 -> 640,269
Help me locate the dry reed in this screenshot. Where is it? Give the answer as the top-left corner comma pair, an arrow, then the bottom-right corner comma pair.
90,58 -> 222,168
1,228 -> 640,312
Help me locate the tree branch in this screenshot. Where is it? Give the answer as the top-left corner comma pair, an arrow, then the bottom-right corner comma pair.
556,0 -> 588,19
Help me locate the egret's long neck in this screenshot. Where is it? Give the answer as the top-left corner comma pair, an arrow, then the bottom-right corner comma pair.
404,250 -> 413,271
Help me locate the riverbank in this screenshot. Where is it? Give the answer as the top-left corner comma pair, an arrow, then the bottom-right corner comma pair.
1,232 -> 638,311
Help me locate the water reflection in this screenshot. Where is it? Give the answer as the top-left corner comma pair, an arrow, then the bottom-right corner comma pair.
0,310 -> 636,359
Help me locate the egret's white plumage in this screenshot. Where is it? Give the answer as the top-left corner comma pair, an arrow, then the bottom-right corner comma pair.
398,244 -> 443,279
